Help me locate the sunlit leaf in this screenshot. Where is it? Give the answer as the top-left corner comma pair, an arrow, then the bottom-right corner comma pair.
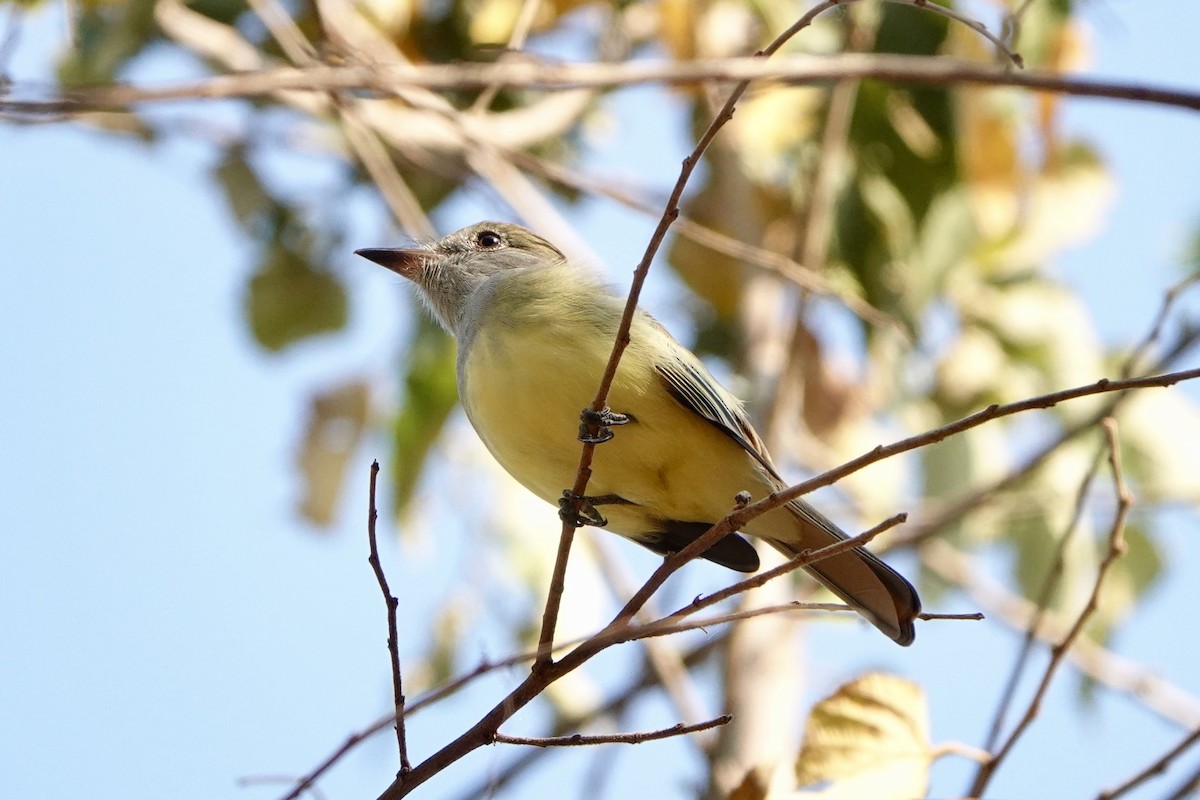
1119,389 -> 1200,503
731,86 -> 823,187
1012,0 -> 1075,71
795,673 -> 931,799
468,0 -> 525,44
988,144 -> 1113,273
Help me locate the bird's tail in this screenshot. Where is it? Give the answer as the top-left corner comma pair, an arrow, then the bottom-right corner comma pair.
765,500 -> 920,646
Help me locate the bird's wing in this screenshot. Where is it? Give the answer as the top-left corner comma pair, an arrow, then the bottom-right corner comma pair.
654,348 -> 781,482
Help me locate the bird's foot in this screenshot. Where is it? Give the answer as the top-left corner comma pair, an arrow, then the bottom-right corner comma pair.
558,491 -> 629,528
578,406 -> 632,444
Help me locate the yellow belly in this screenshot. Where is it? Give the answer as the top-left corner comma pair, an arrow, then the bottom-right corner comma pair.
460,316 -> 779,537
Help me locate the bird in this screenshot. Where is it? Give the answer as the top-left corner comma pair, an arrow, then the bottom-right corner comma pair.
356,221 -> 921,645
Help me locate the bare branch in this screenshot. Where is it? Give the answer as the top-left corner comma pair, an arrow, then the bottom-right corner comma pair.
366,462 -> 411,775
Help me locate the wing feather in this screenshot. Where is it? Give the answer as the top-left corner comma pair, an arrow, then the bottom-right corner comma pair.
655,354 -> 780,481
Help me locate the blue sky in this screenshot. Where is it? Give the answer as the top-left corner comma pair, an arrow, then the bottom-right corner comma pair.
3,2 -> 1200,799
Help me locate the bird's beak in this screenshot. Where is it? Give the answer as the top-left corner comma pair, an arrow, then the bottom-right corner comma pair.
354,248 -> 424,280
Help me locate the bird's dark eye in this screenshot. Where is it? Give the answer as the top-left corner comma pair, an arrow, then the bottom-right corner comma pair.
475,230 -> 503,249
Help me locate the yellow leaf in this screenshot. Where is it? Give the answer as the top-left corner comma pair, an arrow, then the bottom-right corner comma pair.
795,673 -> 931,799
296,380 -> 370,527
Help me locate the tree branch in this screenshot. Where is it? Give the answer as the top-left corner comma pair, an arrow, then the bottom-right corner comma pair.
7,54 -> 1200,116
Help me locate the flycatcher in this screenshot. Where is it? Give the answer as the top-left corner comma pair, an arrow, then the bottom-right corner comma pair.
357,221 -> 920,645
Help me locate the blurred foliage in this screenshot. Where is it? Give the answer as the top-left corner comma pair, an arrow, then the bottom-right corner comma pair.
26,0 -> 1191,635
296,379 -> 369,526
21,0 -> 1200,793
390,315 -> 459,514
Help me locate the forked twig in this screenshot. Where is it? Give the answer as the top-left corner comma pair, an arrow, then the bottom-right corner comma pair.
967,418 -> 1132,796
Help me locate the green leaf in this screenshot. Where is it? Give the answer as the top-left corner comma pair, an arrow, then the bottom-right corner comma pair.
390,315 -> 459,517
57,0 -> 157,87
1008,508 -> 1060,602
1117,520 -> 1163,602
246,241 -> 348,352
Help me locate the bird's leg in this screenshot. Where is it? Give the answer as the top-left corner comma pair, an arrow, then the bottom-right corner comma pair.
558,491 -> 631,528
578,406 -> 632,444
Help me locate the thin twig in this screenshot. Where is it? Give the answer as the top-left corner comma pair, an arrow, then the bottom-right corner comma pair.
1097,725 -> 1200,800
367,461 -> 411,774
242,774 -> 330,800
1163,758 -> 1200,800
584,536 -> 713,750
450,637 -> 727,800
920,611 -> 985,621
967,418 -> 1132,797
493,715 -> 732,747
653,514 -> 909,631
898,0 -> 1023,66
1120,273 -> 1200,379
732,369 -> 1199,571
922,538 -> 1200,730
303,363 -> 1198,800
981,445 -> 1107,752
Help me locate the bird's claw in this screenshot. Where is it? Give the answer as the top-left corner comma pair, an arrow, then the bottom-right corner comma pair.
578,406 -> 631,444
559,491 -> 609,528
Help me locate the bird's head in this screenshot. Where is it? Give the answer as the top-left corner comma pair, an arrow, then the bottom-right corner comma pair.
356,221 -> 566,334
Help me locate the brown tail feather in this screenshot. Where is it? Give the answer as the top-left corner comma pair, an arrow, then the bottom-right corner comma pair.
769,500 -> 921,646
